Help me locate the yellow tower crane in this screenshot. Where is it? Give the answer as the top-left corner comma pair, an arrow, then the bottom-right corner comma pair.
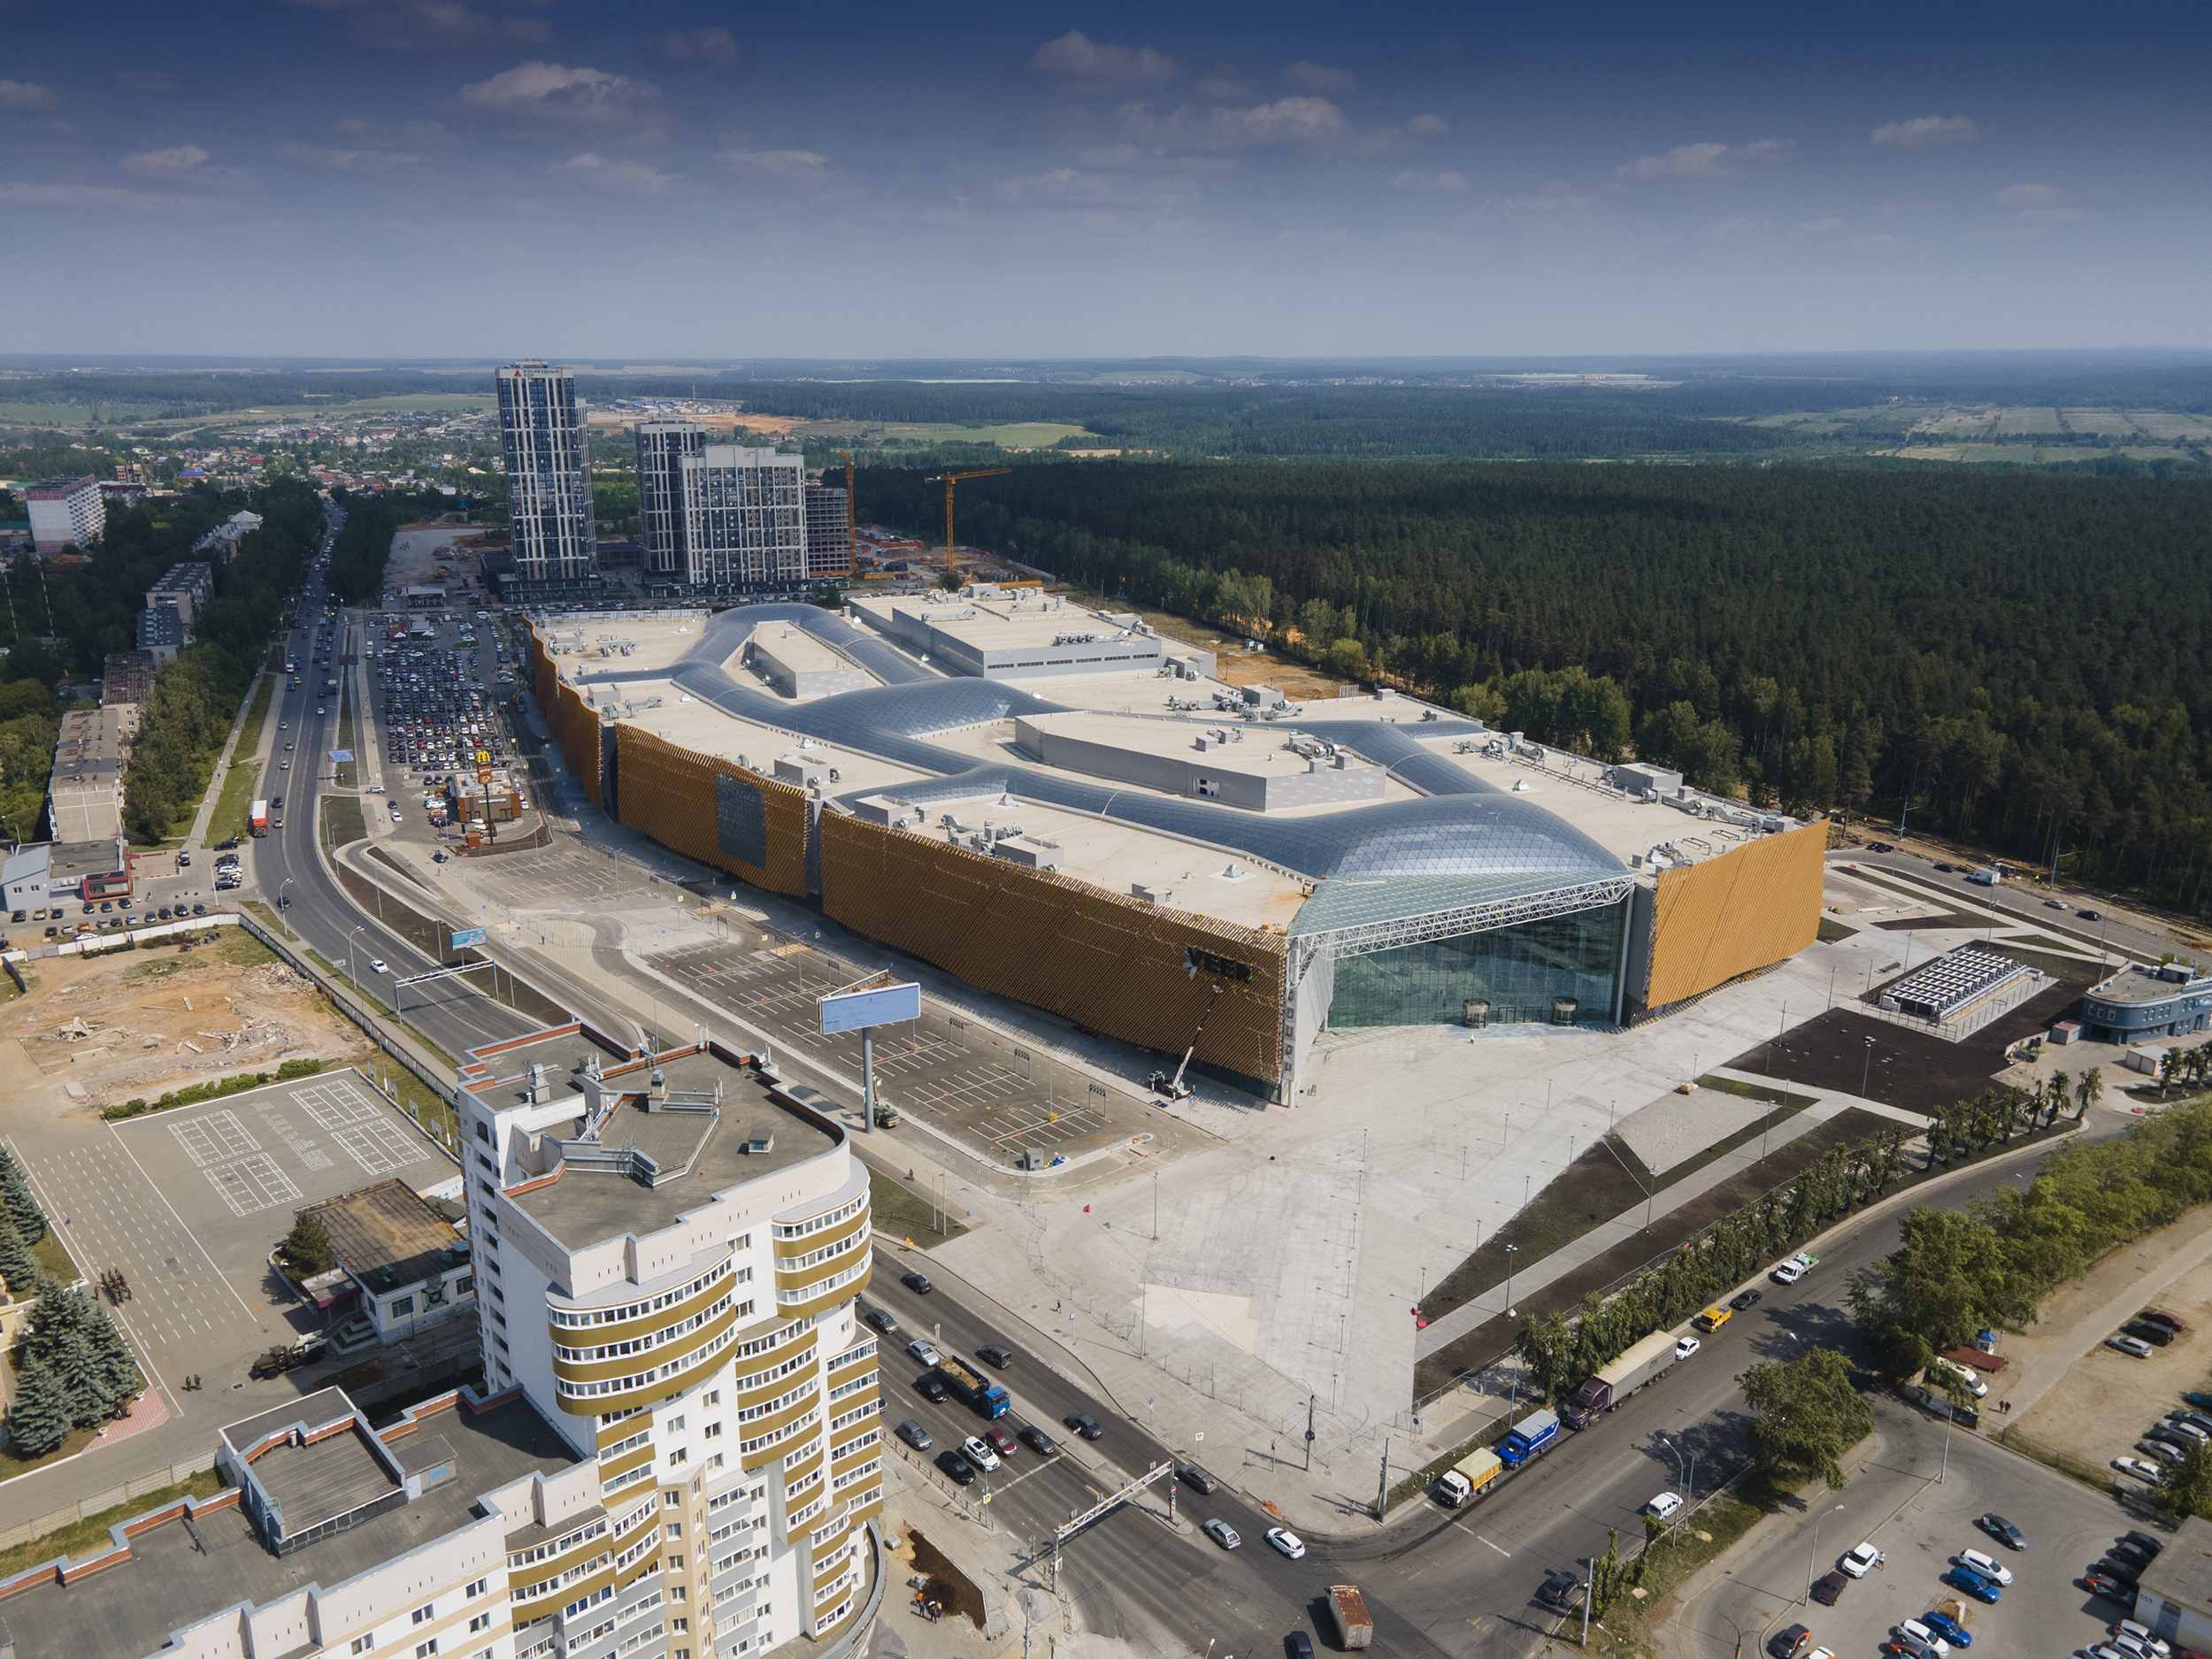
924,466 -> 1010,583
837,450 -> 857,577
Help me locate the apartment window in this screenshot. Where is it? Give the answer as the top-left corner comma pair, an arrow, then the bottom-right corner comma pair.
492,1311 -> 506,1329
412,1604 -> 436,1624
495,1336 -> 509,1354
732,1233 -> 750,1250
468,1613 -> 492,1633
703,1390 -> 720,1407
476,1121 -> 490,1144
476,1151 -> 495,1173
351,1639 -> 377,1655
389,1296 -> 415,1319
664,1490 -> 683,1508
415,1643 -> 439,1659
672,1618 -> 689,1633
706,1452 -> 723,1471
668,1448 -> 688,1468
665,1415 -> 685,1432
465,1578 -> 488,1598
457,1275 -> 475,1297
703,1422 -> 721,1440
665,1523 -> 683,1541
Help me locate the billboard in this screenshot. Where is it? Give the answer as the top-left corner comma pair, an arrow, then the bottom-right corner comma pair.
820,980 -> 921,1033
450,927 -> 488,949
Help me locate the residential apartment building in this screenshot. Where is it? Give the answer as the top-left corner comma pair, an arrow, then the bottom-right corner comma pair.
803,483 -> 853,581
25,474 -> 104,554
676,447 -> 806,588
136,603 -> 185,662
148,560 -> 216,629
497,362 -> 597,584
460,1027 -> 884,1659
636,421 -> 707,577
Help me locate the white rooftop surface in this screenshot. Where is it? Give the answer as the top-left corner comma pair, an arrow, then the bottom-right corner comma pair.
743,620 -> 853,676
1414,734 -> 1736,867
1018,706 -> 1395,787
850,590 -> 1131,653
856,791 -> 1308,931
538,611 -> 753,679
588,676 -> 930,795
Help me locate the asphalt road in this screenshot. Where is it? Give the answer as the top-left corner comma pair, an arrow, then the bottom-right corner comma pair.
1836,848 -> 2179,967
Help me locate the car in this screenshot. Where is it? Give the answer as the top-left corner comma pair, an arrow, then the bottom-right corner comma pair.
98,901 -> 112,913
1921,1612 -> 1971,1647
1536,1571 -> 1580,1609
2171,1410 -> 2212,1435
2116,1619 -> 2172,1656
2184,1391 -> 2212,1412
157,907 -> 173,920
1675,1335 -> 1701,1360
902,1272 -> 933,1294
1840,1541 -> 1883,1578
1934,861 -> 1956,872
2122,1531 -> 2166,1558
2147,1427 -> 2196,1455
1933,1357 -> 1989,1397
906,1339 -> 941,1366
864,1307 -> 899,1334
1731,1288 -> 1763,1311
1285,1633 -> 1315,1659
1771,1259 -> 1808,1285
2160,1417 -> 2207,1440
1018,1425 -> 1059,1455
1646,1491 -> 1684,1521
1972,1513 -> 2024,1554
390,810 -> 403,825
2100,1555 -> 2145,1586
1202,1518 -> 1240,1551
2045,896 -> 2067,908
1943,1566 -> 2000,1602
317,707 -> 326,716
1810,1571 -> 1848,1606
1770,1623 -> 1813,1658
897,1419 -> 933,1450
2106,1640 -> 2157,1659
191,902 -> 206,916
2082,1571 -> 2131,1602
1266,1527 -> 1307,1559
960,1435 -> 1000,1471
2136,1440 -> 2185,1464
272,795 -> 284,809
935,1450 -> 977,1486
1879,1644 -> 1933,1659
1179,1464 -> 1218,1494
984,1425 -> 1018,1459
2140,1310 -> 2187,1333
2111,1540 -> 2155,1567
1064,1412 -> 1102,1440
1957,1548 -> 2011,1585
977,1343 -> 1014,1368
1867,841 -> 1893,853
2125,1321 -> 2176,1348
215,837 -> 237,850
1895,1618 -> 1948,1655
369,959 -> 387,974
2110,1335 -> 2157,1359
2082,909 -> 2103,920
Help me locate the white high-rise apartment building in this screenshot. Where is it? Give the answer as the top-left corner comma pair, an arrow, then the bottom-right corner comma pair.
26,473 -> 105,554
635,421 -> 707,577
497,362 -> 596,583
677,447 -> 806,588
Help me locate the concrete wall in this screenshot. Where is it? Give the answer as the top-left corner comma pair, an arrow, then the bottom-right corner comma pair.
1640,822 -> 1825,1011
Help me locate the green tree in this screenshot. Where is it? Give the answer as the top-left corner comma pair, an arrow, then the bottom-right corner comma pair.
1738,1346 -> 1872,1488
2155,1436 -> 2212,1522
5,1352 -> 73,1458
1846,1206 -> 2039,1361
0,1146 -> 45,1243
277,1210 -> 334,1278
0,1212 -> 35,1300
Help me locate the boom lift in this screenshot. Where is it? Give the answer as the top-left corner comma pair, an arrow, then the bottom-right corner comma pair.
1148,981 -> 1225,1100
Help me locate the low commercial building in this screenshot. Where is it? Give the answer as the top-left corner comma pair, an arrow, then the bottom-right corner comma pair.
102,649 -> 157,708
24,474 -> 104,554
849,588 -> 1165,681
47,707 -> 133,842
743,621 -> 871,699
147,560 -> 215,629
2130,1513 -> 2212,1650
2082,959 -> 2212,1042
446,767 -> 524,825
403,583 -> 448,609
1,844 -> 51,913
299,1177 -> 477,1342
193,508 -> 263,564
50,838 -> 134,902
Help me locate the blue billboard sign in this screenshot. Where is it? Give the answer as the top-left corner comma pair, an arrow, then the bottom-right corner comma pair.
449,927 -> 488,949
819,980 -> 920,1033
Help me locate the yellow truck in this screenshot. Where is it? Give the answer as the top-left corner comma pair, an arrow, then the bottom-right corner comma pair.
1436,1447 -> 1503,1507
1693,1305 -> 1733,1333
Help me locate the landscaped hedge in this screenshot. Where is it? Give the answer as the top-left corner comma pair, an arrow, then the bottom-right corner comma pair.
104,1056 -> 323,1121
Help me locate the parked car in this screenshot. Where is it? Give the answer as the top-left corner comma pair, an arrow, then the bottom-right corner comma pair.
1770,1624 -> 1813,1658
2122,1531 -> 2166,1558
1840,1541 -> 1884,1578
1646,1492 -> 1685,1521
1934,1357 -> 1989,1398
1675,1336 -> 1701,1360
1921,1612 -> 1971,1647
1958,1548 -> 2012,1585
2125,1321 -> 2176,1348
1731,1288 -> 1763,1311
2136,1440 -> 2185,1464
2110,1335 -> 2156,1359
2082,1570 -> 2132,1602
2100,1556 -> 2144,1586
2116,1619 -> 2172,1656
1810,1571 -> 1848,1606
2113,1456 -> 2162,1483
2139,1310 -> 2188,1333
1894,1618 -> 1949,1655
1943,1566 -> 2001,1603
1975,1512 -> 2025,1549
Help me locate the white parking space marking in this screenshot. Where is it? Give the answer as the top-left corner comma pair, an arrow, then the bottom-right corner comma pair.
294,1078 -> 390,1132
332,1117 -> 431,1175
169,1110 -> 261,1168
205,1153 -> 303,1217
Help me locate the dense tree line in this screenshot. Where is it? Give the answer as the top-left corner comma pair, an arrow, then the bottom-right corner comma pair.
4,1277 -> 141,1458
863,459 -> 2212,910
326,488 -> 426,604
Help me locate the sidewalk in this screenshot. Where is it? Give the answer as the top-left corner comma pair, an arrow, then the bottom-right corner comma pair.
180,667 -> 266,856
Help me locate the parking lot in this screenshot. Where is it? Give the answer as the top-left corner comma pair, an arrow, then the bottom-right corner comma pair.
369,608 -> 513,827
18,1069 -> 460,1394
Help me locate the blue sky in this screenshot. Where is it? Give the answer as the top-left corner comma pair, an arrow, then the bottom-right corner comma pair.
2,3 -> 2205,358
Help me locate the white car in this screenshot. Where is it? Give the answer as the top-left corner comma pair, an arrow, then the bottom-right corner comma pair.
2138,1439 -> 2186,1464
1770,1259 -> 1808,1286
1932,1356 -> 1989,1398
1895,1619 -> 1948,1656
959,1435 -> 1000,1472
390,809 -> 403,824
369,959 -> 388,974
906,1340 -> 941,1366
2114,1455 -> 2162,1484
1202,1518 -> 1240,1550
1645,1492 -> 1684,1521
1957,1548 -> 2012,1585
1839,1541 -> 1882,1578
1674,1336 -> 1701,1360
2110,1334 -> 2157,1359
2118,1621 -> 2173,1657
1266,1527 -> 1307,1559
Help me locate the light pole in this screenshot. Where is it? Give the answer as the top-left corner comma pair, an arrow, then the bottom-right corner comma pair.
1808,1503 -> 1844,1603
1658,1432 -> 1696,1532
1862,1037 -> 1876,1098
1504,1243 -> 1519,1313
347,926 -> 364,996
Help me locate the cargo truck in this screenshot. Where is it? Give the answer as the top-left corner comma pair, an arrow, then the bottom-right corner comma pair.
250,800 -> 269,837
1561,1330 -> 1678,1428
1327,1586 -> 1372,1650
1435,1446 -> 1503,1507
935,1356 -> 1011,1418
1497,1407 -> 1561,1469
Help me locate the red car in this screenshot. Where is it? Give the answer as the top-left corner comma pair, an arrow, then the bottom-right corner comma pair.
984,1426 -> 1018,1459
2140,1309 -> 2188,1333
1810,1571 -> 1848,1606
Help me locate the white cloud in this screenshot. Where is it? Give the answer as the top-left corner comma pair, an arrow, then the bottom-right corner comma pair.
1079,143 -> 1139,166
449,62 -> 666,141
1195,75 -> 1250,100
555,153 -> 681,194
1409,114 -> 1450,137
994,167 -> 1113,202
1617,138 -> 1793,180
1208,96 -> 1350,146
1388,170 -> 1468,192
0,180 -> 196,210
717,148 -> 829,180
278,142 -> 424,173
1870,114 -> 1979,148
121,143 -> 212,176
649,27 -> 738,64
1027,31 -> 1176,85
1996,182 -> 2058,205
287,0 -> 552,55
0,80 -> 61,111
2015,205 -> 2097,225
1283,62 -> 1356,93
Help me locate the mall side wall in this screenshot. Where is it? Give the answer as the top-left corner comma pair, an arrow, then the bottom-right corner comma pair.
614,726 -> 812,897
818,813 -> 1287,1094
1639,821 -> 1825,1010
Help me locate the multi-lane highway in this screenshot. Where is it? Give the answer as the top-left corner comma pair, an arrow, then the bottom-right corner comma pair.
874,1138 -> 2074,1659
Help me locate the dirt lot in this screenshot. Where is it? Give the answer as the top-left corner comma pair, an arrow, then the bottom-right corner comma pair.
2006,1207 -> 2212,1472
0,932 -> 375,1110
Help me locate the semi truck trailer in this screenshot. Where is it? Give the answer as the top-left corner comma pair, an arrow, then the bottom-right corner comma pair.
1562,1330 -> 1679,1428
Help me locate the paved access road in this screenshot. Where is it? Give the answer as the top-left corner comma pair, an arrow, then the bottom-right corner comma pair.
1837,848 -> 2178,967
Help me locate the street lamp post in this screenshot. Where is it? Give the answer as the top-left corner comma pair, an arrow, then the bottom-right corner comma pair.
1862,1037 -> 1876,1099
1807,1503 -> 1845,1603
1504,1243 -> 1519,1312
347,926 -> 364,997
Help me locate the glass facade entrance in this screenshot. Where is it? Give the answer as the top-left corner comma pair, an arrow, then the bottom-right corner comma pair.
1326,902 -> 1627,1028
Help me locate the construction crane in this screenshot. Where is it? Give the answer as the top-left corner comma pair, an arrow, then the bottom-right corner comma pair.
837,450 -> 857,579
924,466 -> 1010,583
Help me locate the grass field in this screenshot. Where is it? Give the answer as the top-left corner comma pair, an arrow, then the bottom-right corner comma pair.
209,757 -> 262,846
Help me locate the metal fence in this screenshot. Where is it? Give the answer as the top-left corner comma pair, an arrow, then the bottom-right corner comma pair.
0,1449 -> 220,1556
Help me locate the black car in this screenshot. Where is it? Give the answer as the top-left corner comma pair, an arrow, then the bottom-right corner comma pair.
1064,1412 -> 1103,1440
272,795 -> 284,810
1934,861 -> 1956,872
1536,1571 -> 1579,1609
1285,1635 -> 1314,1659
1809,1571 -> 1847,1606
1977,1512 -> 2026,1549
864,1308 -> 899,1334
1730,1288 -> 1763,1312
1866,841 -> 1894,853
936,1450 -> 977,1486
977,1344 -> 1013,1369
915,1375 -> 948,1403
191,903 -> 206,917
2101,1555 -> 2144,1586
215,838 -> 237,850
902,1272 -> 933,1294
2111,1540 -> 2154,1567
2124,1320 -> 2175,1348
1770,1624 -> 1812,1658
2081,909 -> 2102,921
157,907 -> 173,920
2123,1530 -> 2165,1558
1179,1463 -> 1219,1494
1018,1426 -> 1058,1455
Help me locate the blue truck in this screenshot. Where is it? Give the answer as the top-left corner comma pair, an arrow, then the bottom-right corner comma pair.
1497,1407 -> 1561,1469
936,1356 -> 1011,1419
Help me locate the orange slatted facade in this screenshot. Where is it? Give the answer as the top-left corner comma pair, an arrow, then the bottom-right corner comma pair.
555,678 -> 603,806
1643,821 -> 1825,1009
613,725 -> 813,896
818,811 -> 1286,1088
